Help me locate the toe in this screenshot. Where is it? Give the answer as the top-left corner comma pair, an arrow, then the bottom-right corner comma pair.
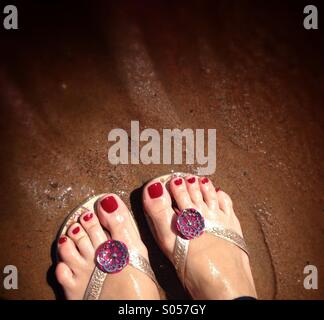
185,176 -> 204,207
80,211 -> 108,250
97,194 -> 145,254
217,189 -> 233,215
142,179 -> 176,257
169,177 -> 193,210
199,177 -> 219,211
67,223 -> 95,260
55,262 -> 75,288
57,236 -> 85,272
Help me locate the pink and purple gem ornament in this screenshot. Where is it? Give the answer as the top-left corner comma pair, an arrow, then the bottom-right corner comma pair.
96,240 -> 129,273
176,208 -> 205,240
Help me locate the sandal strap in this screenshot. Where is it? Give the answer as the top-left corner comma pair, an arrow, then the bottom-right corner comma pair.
205,224 -> 249,255
173,236 -> 189,287
173,220 -> 249,288
84,250 -> 159,300
128,251 -> 159,286
83,267 -> 106,300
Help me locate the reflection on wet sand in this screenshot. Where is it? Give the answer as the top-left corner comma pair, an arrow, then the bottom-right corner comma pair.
0,0 -> 323,299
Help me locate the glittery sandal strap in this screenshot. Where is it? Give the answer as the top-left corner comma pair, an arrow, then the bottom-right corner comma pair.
205,222 -> 249,255
173,236 -> 190,286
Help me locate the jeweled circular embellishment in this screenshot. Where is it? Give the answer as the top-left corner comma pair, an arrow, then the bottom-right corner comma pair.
176,208 -> 205,240
96,240 -> 129,273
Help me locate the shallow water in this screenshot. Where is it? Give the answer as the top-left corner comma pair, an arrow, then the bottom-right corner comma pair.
0,0 -> 323,299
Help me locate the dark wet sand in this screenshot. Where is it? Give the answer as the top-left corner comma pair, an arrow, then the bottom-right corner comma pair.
0,0 -> 323,299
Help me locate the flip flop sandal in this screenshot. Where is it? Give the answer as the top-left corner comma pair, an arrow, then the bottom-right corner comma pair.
56,194 -> 163,300
144,173 -> 249,288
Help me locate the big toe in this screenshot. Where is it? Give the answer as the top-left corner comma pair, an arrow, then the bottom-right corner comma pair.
96,194 -> 146,255
142,178 -> 176,260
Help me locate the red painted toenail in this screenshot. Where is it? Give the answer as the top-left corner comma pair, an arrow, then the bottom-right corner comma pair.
201,177 -> 209,184
215,187 -> 221,192
188,177 -> 196,184
58,236 -> 67,244
83,213 -> 93,222
101,196 -> 118,213
148,182 -> 163,199
72,226 -> 80,235
174,178 -> 183,186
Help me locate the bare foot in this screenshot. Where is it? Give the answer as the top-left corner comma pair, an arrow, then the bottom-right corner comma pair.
142,175 -> 257,300
55,194 -> 160,300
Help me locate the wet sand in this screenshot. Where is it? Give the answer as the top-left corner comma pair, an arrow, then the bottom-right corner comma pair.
0,0 -> 323,299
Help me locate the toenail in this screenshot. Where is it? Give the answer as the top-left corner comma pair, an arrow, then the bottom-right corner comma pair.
83,213 -> 93,222
215,187 -> 221,192
188,177 -> 196,184
148,182 -> 163,199
101,195 -> 119,213
58,236 -> 67,244
201,177 -> 209,184
72,226 -> 80,235
174,178 -> 183,186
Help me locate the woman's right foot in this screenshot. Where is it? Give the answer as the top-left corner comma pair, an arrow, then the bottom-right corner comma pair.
143,175 -> 257,300
56,194 -> 160,300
